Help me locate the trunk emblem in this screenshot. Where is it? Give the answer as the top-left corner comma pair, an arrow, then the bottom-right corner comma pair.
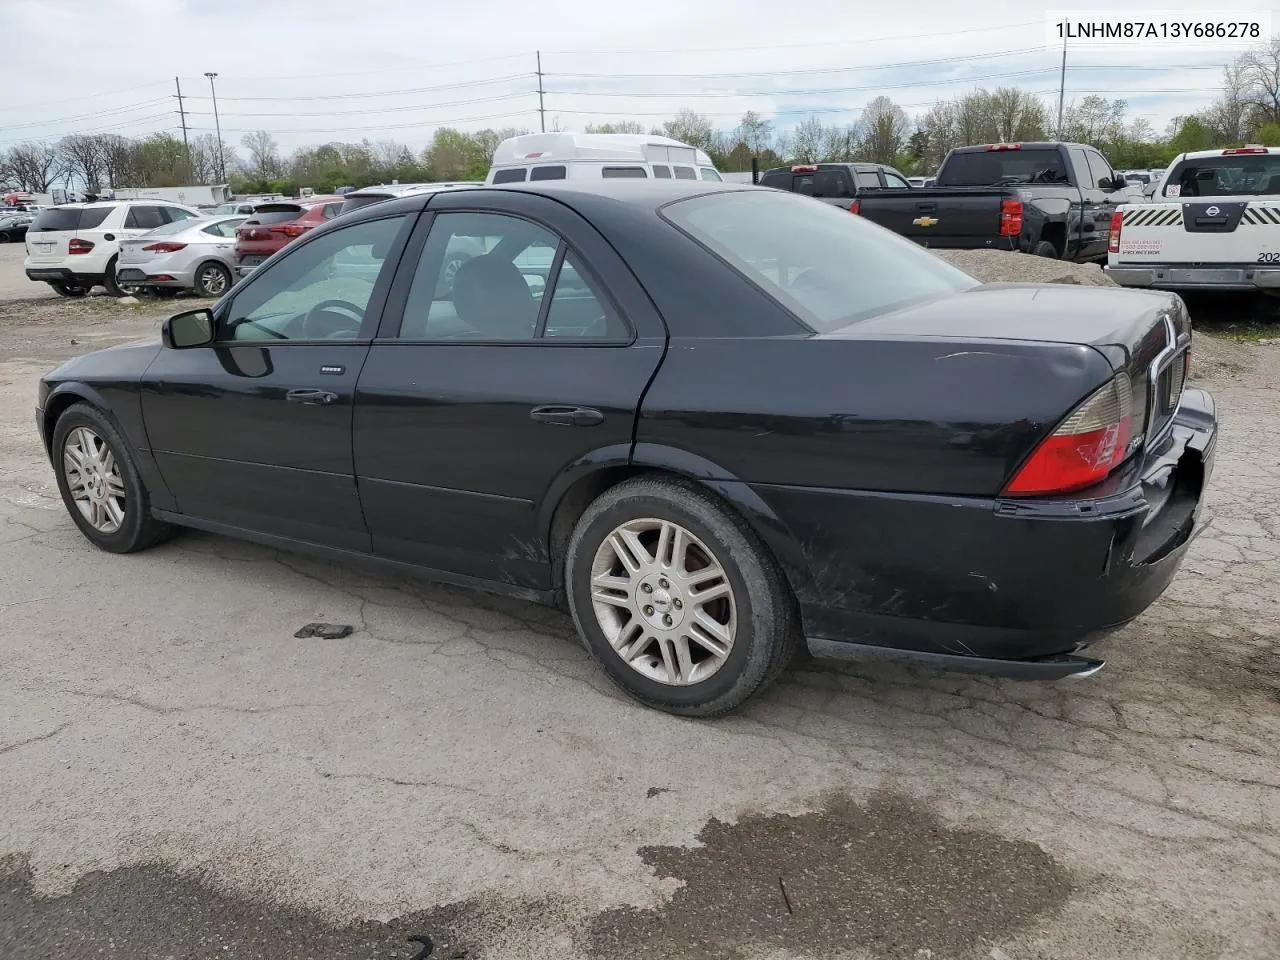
1206,205 -> 1220,216
913,216 -> 939,227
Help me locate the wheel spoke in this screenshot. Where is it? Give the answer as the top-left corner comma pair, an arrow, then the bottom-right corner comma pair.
669,525 -> 690,574
590,573 -> 632,609
690,579 -> 732,604
615,621 -> 649,661
670,634 -> 696,681
608,530 -> 647,574
657,636 -> 681,682
106,474 -> 127,496
103,496 -> 125,528
688,613 -> 732,658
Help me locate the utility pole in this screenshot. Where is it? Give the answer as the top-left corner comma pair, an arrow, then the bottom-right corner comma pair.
205,72 -> 226,183
1056,25 -> 1067,140
175,76 -> 192,182
536,50 -> 546,133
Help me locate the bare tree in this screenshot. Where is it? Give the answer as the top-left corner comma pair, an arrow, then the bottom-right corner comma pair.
3,141 -> 63,192
734,111 -> 774,154
858,96 -> 910,164
58,134 -> 107,192
985,87 -> 1049,143
240,130 -> 282,180
661,109 -> 715,152
188,133 -> 227,184
789,116 -> 829,163
1238,36 -> 1280,127
98,135 -> 138,188
583,120 -> 646,135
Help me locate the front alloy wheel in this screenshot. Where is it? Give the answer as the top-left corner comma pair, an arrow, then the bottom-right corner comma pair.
197,262 -> 231,297
590,518 -> 737,686
62,426 -> 127,533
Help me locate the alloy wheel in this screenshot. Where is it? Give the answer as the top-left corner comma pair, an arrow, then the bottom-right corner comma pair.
62,426 -> 126,534
199,264 -> 229,296
589,518 -> 737,686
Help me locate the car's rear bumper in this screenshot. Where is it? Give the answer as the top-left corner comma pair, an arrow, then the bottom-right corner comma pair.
756,388 -> 1217,676
25,266 -> 103,285
1106,263 -> 1280,291
116,265 -> 197,288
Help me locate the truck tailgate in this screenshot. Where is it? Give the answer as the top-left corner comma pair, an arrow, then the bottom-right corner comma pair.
1113,199 -> 1280,265
859,189 -> 1008,246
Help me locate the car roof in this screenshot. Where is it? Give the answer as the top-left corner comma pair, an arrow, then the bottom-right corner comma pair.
1176,146 -> 1280,160
491,132 -> 717,168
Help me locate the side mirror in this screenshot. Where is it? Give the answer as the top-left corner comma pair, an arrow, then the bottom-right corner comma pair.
162,308 -> 215,349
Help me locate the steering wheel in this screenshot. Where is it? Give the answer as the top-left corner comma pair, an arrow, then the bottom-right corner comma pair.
302,299 -> 364,339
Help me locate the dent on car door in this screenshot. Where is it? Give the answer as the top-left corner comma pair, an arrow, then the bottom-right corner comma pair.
353,196 -> 667,590
140,213 -> 413,549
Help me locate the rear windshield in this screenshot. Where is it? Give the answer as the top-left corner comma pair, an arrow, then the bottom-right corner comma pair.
247,205 -> 303,224
662,190 -> 978,333
1164,153 -> 1280,197
338,193 -> 394,215
938,148 -> 1068,186
30,206 -> 113,232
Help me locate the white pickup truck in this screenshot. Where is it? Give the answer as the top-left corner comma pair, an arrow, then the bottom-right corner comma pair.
1105,145 -> 1280,293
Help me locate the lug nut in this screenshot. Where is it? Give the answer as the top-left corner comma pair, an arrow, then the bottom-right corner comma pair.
663,614 -> 673,626
641,583 -> 653,593
644,606 -> 654,616
658,578 -> 669,589
673,599 -> 682,609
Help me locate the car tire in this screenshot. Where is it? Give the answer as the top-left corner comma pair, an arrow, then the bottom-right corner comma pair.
0,231 -> 10,243
103,257 -> 142,298
195,261 -> 232,298
48,281 -> 88,298
1032,240 -> 1059,259
565,475 -> 799,717
51,403 -> 174,554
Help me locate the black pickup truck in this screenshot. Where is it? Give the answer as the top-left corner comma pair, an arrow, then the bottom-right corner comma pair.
761,143 -> 1143,262
757,162 -> 915,209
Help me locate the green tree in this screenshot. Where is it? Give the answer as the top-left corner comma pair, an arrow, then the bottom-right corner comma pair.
424,128 -> 486,180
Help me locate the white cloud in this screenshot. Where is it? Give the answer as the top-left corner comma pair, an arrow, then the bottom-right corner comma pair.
0,0 -> 1256,153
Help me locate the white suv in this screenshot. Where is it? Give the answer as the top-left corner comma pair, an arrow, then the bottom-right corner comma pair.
25,200 -> 201,297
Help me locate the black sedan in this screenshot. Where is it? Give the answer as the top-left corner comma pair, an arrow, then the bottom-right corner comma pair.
35,181 -> 1217,716
0,214 -> 32,243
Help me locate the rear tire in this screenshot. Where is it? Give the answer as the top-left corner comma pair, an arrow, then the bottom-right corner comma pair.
565,475 -> 799,717
195,261 -> 232,298
49,281 -> 88,298
0,232 -> 10,243
1032,240 -> 1059,259
103,257 -> 141,297
51,403 -> 174,554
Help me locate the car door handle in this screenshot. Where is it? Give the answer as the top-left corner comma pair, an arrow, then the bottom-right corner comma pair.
530,404 -> 604,426
286,388 -> 338,405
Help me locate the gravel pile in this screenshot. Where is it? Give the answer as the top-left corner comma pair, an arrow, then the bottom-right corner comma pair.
933,249 -> 1118,287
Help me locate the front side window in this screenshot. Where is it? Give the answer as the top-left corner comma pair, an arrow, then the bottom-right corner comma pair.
673,166 -> 696,180
222,215 -> 406,342
663,190 -> 978,334
883,171 -> 912,189
1085,151 -> 1115,189
699,167 -> 723,182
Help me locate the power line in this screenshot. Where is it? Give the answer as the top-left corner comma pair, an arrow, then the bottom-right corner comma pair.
0,98 -> 174,134
187,92 -> 533,119
200,73 -> 534,103
0,81 -> 171,115
202,52 -> 532,84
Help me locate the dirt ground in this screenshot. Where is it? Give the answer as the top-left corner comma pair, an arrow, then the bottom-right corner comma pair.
1,275 -> 1278,960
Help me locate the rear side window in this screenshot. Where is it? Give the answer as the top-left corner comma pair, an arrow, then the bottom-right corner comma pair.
663,190 -> 978,334
322,202 -> 344,219
529,166 -> 566,181
492,168 -> 527,184
652,165 -> 672,179
699,168 -> 722,182
164,207 -> 197,222
249,206 -> 304,225
855,171 -> 881,189
673,166 -> 696,180
602,167 -> 647,178
124,206 -> 167,230
815,170 -> 854,198
30,207 -> 113,231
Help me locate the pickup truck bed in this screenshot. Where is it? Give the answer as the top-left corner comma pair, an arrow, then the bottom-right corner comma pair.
855,187 -> 1025,250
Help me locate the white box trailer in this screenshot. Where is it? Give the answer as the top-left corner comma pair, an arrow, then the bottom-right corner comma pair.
486,133 -> 723,184
103,184 -> 232,206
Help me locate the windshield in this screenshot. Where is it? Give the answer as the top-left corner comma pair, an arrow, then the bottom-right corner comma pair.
662,190 -> 979,333
937,148 -> 1068,186
1164,154 -> 1280,197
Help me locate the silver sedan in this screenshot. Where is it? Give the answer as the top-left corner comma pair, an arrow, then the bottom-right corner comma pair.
115,215 -> 247,297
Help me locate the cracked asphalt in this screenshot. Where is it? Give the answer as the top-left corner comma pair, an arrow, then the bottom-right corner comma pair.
2,262 -> 1278,959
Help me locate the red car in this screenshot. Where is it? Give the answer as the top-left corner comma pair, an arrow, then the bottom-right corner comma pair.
232,196 -> 345,279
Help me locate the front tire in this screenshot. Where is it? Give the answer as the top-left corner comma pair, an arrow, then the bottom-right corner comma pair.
51,403 -> 173,553
48,281 -> 88,298
565,476 -> 799,716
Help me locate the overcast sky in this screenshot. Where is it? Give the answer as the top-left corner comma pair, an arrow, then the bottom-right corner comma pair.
0,0 -> 1267,155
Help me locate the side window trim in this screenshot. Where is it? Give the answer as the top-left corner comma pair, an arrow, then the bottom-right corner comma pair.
217,212 -> 414,344
532,242 -> 568,338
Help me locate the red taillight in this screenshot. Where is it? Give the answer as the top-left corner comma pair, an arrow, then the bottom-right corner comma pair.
68,238 -> 94,255
1003,376 -> 1135,497
143,241 -> 186,252
1222,146 -> 1267,155
849,199 -> 860,214
273,223 -> 307,237
791,164 -> 819,173
1107,211 -> 1124,253
999,198 -> 1023,237
987,143 -> 1022,151
150,274 -> 175,282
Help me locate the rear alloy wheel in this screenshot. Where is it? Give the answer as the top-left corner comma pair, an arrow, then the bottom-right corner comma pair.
196,262 -> 232,297
52,403 -> 173,553
565,476 -> 799,716
49,281 -> 88,298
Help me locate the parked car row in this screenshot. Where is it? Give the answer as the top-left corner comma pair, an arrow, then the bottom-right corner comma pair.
0,212 -> 34,243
